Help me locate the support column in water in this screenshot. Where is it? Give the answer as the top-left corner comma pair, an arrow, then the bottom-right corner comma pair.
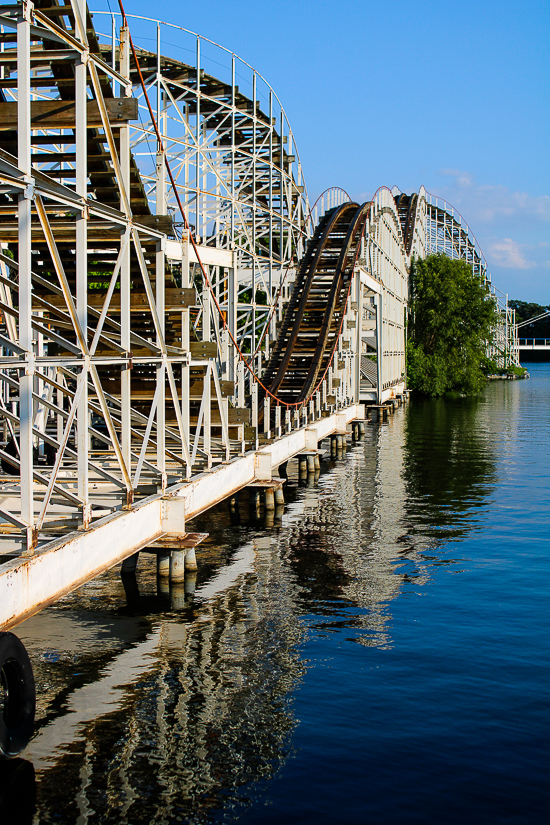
265,487 -> 275,511
185,547 -> 198,571
170,551 -> 185,582
157,553 -> 170,578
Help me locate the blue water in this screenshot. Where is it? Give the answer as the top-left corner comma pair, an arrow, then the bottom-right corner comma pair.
236,366 -> 549,825
3,365 -> 549,824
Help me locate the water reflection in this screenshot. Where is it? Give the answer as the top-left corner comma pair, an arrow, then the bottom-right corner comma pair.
0,395 -> 503,822
5,542 -> 305,824
273,396 -> 498,651
403,397 -> 497,545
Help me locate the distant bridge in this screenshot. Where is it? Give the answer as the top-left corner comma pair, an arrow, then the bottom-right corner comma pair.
0,1 -> 518,637
518,340 -> 550,350
515,310 -> 550,352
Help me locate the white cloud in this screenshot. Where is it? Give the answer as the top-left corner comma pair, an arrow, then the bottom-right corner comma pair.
440,169 -> 474,188
433,171 -> 550,226
486,238 -> 534,269
423,173 -> 549,300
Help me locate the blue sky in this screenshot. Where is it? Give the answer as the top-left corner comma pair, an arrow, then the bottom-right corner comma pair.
94,0 -> 549,302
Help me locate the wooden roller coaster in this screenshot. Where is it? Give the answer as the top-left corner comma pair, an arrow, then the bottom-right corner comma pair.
0,0 -> 517,646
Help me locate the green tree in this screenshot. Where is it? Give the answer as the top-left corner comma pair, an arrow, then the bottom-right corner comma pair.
407,254 -> 498,396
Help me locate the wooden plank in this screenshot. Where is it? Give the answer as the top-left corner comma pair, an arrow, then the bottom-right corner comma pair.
189,380 -> 234,397
33,5 -> 75,16
166,410 -> 249,427
147,532 -> 208,550
0,98 -> 138,130
228,408 -> 250,424
98,379 -> 234,400
190,341 -> 218,359
133,215 -> 174,236
41,288 -> 197,311
0,224 -> 172,242
171,409 -> 247,426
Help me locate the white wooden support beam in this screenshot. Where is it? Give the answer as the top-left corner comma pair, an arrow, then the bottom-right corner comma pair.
228,251 -> 238,382
376,290 -> 383,404
202,284 -> 211,466
17,6 -> 34,550
252,382 -> 259,450
75,43 -> 89,525
155,77 -> 167,485
264,395 -> 270,438
156,238 -> 166,485
354,273 -> 362,403
237,359 -> 245,408
119,24 -> 132,473
181,235 -> 190,450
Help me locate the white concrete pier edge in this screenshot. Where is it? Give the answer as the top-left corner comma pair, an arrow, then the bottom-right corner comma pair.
0,404 -> 364,629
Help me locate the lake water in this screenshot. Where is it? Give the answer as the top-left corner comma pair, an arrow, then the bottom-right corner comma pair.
2,364 -> 549,824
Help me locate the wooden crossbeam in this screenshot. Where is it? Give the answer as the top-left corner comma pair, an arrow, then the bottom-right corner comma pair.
42,288 -> 197,312
0,98 -> 138,130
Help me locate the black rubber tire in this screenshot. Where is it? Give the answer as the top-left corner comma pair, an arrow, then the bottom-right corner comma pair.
0,633 -> 35,758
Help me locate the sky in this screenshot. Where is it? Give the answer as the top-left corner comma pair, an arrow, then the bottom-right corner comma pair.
93,0 -> 549,303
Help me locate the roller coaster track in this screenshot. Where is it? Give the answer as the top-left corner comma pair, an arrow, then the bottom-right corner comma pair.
394,193 -> 419,256
262,201 -> 370,405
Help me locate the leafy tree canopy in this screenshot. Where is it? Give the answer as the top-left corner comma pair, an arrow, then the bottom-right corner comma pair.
407,254 -> 498,396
